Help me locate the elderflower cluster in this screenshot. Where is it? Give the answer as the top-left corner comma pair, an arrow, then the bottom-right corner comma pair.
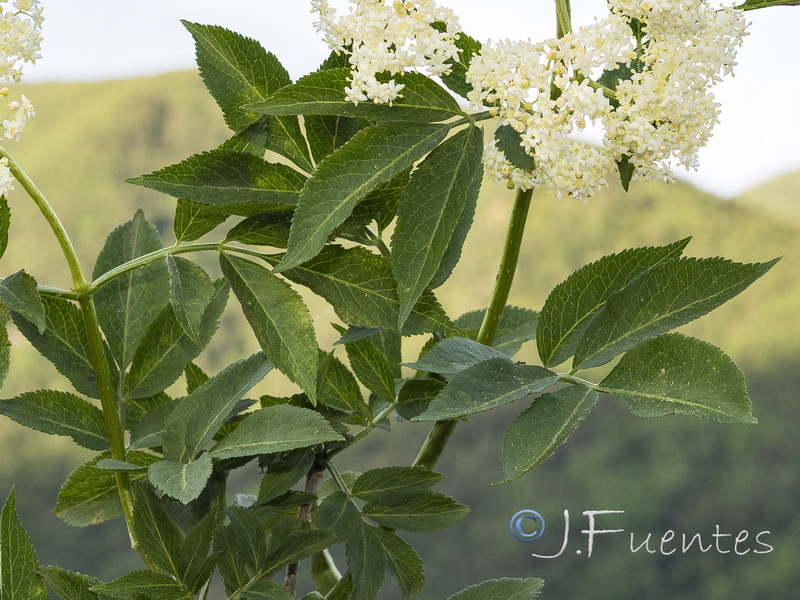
467,0 -> 748,201
311,0 -> 461,104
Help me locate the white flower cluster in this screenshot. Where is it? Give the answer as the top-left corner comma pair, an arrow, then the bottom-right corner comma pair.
311,0 -> 461,104
467,0 -> 748,201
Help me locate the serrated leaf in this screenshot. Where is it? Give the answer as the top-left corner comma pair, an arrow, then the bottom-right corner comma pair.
455,306 -> 539,357
129,399 -> 180,449
0,270 -> 45,333
127,150 -> 306,217
96,459 -> 147,471
0,304 -> 9,390
167,256 -> 215,345
220,253 -> 319,402
211,405 -> 342,459
37,566 -> 111,600
125,279 -> 228,399
131,485 -> 185,578
184,362 -> 209,394
343,335 -> 396,402
316,490 -> 361,542
223,506 -> 268,583
374,528 -> 425,599
246,68 -> 463,123
0,390 -> 109,450
494,125 -> 535,171
305,114 -> 361,165
446,578 -> 544,600
617,154 -> 635,191
735,0 -> 800,10
276,121 -> 449,272
352,467 -> 442,502
396,378 -> 443,421
537,239 -> 691,367
599,333 -> 757,424
241,581 -> 294,600
317,351 -> 364,413
126,392 -> 172,433
225,211 -> 293,248
414,359 -> 559,421
264,526 -> 336,576
54,451 -> 159,526
346,522 -> 386,600
93,210 -> 169,371
501,384 -> 598,482
149,454 -> 214,504
0,196 -> 9,259
362,491 -> 469,533
265,245 -> 460,336
392,125 -> 483,326
1,488 -> 49,600
174,199 -> 228,243
258,448 -> 315,504
163,352 -> 272,463
91,570 -> 190,599
405,337 -> 510,374
12,296 -> 101,398
434,26 -> 482,99
574,256 -> 780,369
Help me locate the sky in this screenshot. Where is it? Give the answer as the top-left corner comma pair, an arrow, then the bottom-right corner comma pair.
22,1 -> 800,198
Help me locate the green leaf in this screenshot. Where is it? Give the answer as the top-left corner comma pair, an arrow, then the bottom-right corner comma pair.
225,211 -> 293,248
414,359 -> 559,421
501,384 -> 598,482
127,150 -> 307,217
266,245 -> 461,336
241,581 -> 294,600
131,484 -> 185,577
276,121 -> 449,272
342,335 -> 396,402
0,270 -> 45,333
352,467 -> 442,502
129,399 -> 180,449
455,306 -> 539,357
0,196 -> 9,259
12,296 -> 101,398
599,333 -> 757,424
373,528 -> 425,599
93,210 -> 169,372
446,578 -> 544,600
184,362 -> 209,394
434,26 -> 482,99
617,154 -> 635,191
305,114 -> 361,165
149,454 -> 214,504
55,451 -> 159,527
345,522 -> 386,600
220,254 -> 319,402
37,566 -> 111,600
1,488 -> 48,600
246,68 -> 463,123
574,256 -> 780,369
211,405 -> 343,459
0,304 -> 9,390
0,390 -> 109,450
735,0 -> 800,10
392,125 -> 483,326
537,238 -> 691,367
494,125 -> 535,171
163,352 -> 272,463
263,525 -> 336,575
125,279 -> 229,399
317,351 -> 365,413
96,459 -> 148,472
396,378 -> 443,421
316,490 -> 361,542
167,256 -> 215,345
174,199 -> 228,243
257,448 -> 315,504
224,506 -> 268,582
362,491 -> 469,533
405,337 -> 510,374
91,570 -> 190,599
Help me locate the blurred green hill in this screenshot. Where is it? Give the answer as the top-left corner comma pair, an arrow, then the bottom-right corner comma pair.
0,72 -> 798,598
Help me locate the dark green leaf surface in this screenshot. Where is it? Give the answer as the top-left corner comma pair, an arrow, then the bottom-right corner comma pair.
1,489 -> 48,600
264,526 -> 336,575
221,254 -> 319,402
257,448 -> 315,504
225,211 -> 293,248
736,0 -> 800,10
346,523 -> 386,600
125,279 -> 228,399
455,306 -> 539,357
0,270 -> 45,333
599,333 -> 757,423
174,199 -> 228,243
0,196 -> 8,259
415,359 -> 559,421
405,337 -> 510,374
246,68 -> 463,123
494,125 -> 534,171
96,459 -> 147,472
0,304 -> 9,390
37,566 -> 110,600
131,485 -> 184,577
574,256 -> 779,369
305,114 -> 361,165
129,398 -> 180,449
184,362 -> 210,394
163,352 -> 272,463
276,122 -> 449,272
343,335 -> 396,402
128,150 -> 306,216
352,467 -> 442,502
436,28 -> 482,99
374,528 -> 425,598
617,155 -> 635,191
447,578 -> 544,600
317,351 -> 364,413
149,454 -> 214,503
537,239 -> 690,367
91,570 -> 190,599
362,492 -> 469,533
241,581 -> 294,600
54,451 -> 159,526
501,384 -> 598,482
93,210 -> 169,371
392,125 -> 483,325
167,255 -> 216,345
211,405 -> 342,459
0,390 -> 108,450
316,490 -> 361,542
396,378 -> 444,421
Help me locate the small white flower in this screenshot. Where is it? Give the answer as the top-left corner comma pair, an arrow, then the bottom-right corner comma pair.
0,156 -> 14,196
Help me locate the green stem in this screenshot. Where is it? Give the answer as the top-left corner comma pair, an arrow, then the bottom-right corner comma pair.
413,187 -> 534,470
326,573 -> 353,600
555,0 -> 572,37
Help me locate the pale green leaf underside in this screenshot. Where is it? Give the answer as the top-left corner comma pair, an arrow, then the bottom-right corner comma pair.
405,336 -> 510,374
0,270 -> 46,333
446,578 -> 544,600
167,255 -> 216,345
149,454 -> 214,504
1,488 -> 49,600
455,306 -> 539,357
